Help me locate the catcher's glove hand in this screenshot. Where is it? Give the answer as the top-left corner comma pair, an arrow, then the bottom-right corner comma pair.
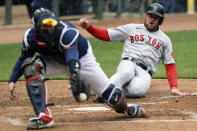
70,72 -> 90,102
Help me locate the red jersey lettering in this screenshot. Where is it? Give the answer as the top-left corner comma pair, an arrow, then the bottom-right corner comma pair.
155,42 -> 162,50
148,36 -> 152,43
140,35 -> 144,41
130,36 -> 134,43
152,39 -> 157,46
135,35 -> 139,42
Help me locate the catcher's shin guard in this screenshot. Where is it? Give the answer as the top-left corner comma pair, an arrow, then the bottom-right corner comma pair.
23,57 -> 49,115
101,84 -> 127,113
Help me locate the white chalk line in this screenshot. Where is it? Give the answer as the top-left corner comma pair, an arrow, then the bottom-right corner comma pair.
191,93 -> 197,96
181,111 -> 197,119
147,93 -> 197,99
139,101 -> 168,105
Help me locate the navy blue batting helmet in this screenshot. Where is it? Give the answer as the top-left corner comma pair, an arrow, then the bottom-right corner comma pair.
147,3 -> 165,25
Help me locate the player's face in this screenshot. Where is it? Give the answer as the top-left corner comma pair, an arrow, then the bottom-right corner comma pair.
40,27 -> 55,34
144,13 -> 160,32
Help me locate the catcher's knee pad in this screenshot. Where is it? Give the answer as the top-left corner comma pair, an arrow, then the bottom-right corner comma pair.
22,56 -> 45,79
22,56 -> 46,115
102,84 -> 127,113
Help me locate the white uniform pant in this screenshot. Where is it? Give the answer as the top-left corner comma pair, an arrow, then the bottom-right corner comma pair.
110,60 -> 151,97
43,42 -> 109,96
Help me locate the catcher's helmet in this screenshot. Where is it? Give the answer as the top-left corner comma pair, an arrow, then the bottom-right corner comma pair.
146,3 -> 164,25
32,8 -> 58,31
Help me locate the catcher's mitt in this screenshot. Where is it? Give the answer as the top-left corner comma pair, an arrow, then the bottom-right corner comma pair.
70,72 -> 90,102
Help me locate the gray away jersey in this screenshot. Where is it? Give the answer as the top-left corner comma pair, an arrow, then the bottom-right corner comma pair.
107,24 -> 175,73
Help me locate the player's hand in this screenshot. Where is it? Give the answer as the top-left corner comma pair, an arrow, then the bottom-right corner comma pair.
171,88 -> 190,96
8,82 -> 16,100
79,18 -> 90,30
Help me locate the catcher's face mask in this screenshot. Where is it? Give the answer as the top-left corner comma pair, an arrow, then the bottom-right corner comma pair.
40,18 -> 57,34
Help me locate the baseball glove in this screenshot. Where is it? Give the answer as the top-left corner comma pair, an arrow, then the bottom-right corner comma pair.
70,72 -> 90,102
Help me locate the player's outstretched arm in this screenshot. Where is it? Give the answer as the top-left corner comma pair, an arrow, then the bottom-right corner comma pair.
171,87 -> 190,96
79,18 -> 110,41
79,18 -> 90,30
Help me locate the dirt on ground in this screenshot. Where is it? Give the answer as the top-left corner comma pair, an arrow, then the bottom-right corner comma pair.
1,79 -> 197,131
0,13 -> 197,131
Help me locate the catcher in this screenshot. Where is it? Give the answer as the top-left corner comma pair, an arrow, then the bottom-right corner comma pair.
8,8 -> 145,130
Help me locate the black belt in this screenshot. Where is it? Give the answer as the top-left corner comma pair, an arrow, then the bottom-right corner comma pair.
123,57 -> 153,77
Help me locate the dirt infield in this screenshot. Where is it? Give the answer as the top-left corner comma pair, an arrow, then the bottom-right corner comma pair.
1,79 -> 197,131
0,13 -> 197,131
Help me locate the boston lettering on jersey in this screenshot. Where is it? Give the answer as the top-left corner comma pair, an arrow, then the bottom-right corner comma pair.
130,34 -> 162,50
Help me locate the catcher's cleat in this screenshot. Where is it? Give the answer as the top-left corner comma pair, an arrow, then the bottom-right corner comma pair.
125,104 -> 146,118
26,113 -> 54,130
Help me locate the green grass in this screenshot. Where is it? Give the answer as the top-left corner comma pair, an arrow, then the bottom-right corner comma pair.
154,30 -> 197,78
0,43 -> 22,81
0,30 -> 197,81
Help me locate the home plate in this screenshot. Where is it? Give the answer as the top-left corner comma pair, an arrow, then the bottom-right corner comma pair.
69,107 -> 110,111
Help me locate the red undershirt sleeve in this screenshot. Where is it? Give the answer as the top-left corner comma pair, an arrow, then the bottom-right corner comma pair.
87,24 -> 110,41
165,63 -> 177,88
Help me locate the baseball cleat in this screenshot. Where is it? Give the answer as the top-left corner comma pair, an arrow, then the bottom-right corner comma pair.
26,113 -> 54,130
125,104 -> 146,118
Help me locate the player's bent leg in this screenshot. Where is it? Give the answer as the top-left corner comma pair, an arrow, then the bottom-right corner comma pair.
123,81 -> 150,97
124,68 -> 151,98
101,84 -> 146,118
22,56 -> 54,129
110,60 -> 135,88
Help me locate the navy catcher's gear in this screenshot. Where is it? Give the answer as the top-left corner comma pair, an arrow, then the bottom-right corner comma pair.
68,59 -> 80,74
101,84 -> 127,113
70,72 -> 90,102
147,3 -> 164,25
22,56 -> 47,115
9,20 -> 88,83
32,8 -> 57,31
26,80 -> 46,115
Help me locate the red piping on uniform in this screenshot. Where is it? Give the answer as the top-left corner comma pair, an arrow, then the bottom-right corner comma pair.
26,72 -> 42,84
165,63 -> 177,88
87,24 -> 110,41
43,83 -> 49,115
